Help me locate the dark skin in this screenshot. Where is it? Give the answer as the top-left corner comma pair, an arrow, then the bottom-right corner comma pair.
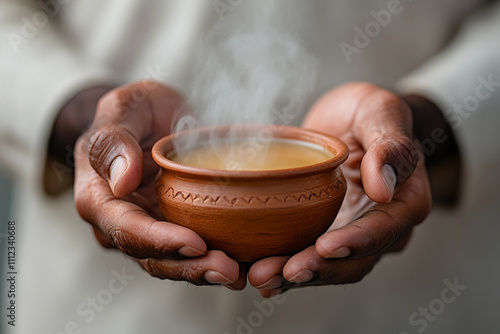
47,81 -> 460,297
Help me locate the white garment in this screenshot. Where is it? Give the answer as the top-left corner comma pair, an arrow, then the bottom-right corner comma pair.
1,1 -> 500,333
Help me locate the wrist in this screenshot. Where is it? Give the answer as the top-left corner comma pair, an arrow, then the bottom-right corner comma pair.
48,86 -> 113,162
44,85 -> 113,195
402,94 -> 462,205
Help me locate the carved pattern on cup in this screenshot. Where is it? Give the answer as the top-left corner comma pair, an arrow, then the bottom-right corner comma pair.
155,179 -> 345,206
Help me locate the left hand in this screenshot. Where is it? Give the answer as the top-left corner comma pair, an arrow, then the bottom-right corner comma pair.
73,81 -> 246,290
248,82 -> 432,297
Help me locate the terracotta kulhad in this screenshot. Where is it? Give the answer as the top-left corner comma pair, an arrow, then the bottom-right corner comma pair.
152,125 -> 349,262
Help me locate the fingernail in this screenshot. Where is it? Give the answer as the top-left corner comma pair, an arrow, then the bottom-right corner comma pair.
178,245 -> 205,258
110,156 -> 127,192
288,269 -> 313,283
205,271 -> 234,284
381,164 -> 397,197
328,246 -> 351,258
255,275 -> 283,289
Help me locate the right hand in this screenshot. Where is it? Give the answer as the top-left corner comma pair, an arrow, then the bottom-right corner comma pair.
74,81 -> 246,290
248,82 -> 432,297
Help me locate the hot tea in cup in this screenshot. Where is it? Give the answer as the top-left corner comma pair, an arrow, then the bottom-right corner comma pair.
169,138 -> 333,171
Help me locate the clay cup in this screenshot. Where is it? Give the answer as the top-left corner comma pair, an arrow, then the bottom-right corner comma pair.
152,125 -> 349,262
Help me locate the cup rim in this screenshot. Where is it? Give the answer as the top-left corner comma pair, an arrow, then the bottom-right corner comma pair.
152,125 -> 349,179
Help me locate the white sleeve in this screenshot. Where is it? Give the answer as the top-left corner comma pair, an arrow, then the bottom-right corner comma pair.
0,1 -> 116,186
398,1 -> 500,209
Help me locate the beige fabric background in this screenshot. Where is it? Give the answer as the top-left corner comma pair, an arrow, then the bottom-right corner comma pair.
1,1 -> 499,333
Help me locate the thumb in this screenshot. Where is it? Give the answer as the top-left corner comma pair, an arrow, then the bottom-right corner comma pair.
80,82 -> 185,198
351,85 -> 420,203
87,126 -> 144,197
360,135 -> 420,203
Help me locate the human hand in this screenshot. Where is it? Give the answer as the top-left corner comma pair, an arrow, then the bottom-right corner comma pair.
74,81 -> 246,290
248,82 -> 432,297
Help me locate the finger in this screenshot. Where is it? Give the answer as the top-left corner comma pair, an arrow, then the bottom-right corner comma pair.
248,248 -> 381,294
83,127 -> 161,214
75,148 -> 207,259
248,256 -> 289,289
316,163 -> 431,259
303,83 -> 419,203
226,263 -> 249,291
386,230 -> 413,253
79,193 -> 207,259
258,287 -> 288,299
86,82 -> 184,197
138,250 -> 241,287
248,257 -> 304,298
86,127 -> 144,198
353,87 -> 419,203
316,207 -> 406,259
360,137 -> 419,203
282,246 -> 381,286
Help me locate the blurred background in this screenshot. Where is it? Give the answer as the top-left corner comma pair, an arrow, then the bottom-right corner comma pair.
1,1 -> 499,333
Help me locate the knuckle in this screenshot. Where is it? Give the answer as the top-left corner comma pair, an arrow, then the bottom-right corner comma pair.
140,259 -> 207,285
363,88 -> 401,112
350,222 -> 375,255
87,127 -> 123,176
144,221 -> 177,257
375,90 -> 399,108
97,90 -> 132,121
74,134 -> 88,157
106,225 -> 142,258
74,188 -> 90,221
99,83 -> 157,121
184,271 -> 207,286
347,259 -> 376,284
74,173 -> 102,224
139,259 -> 166,279
382,221 -> 407,252
389,231 -> 413,253
205,249 -> 227,261
351,211 -> 404,257
73,149 -> 115,226
74,192 -> 90,223
382,137 -> 419,183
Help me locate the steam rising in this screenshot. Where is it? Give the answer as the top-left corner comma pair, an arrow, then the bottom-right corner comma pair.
172,14 -> 318,168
